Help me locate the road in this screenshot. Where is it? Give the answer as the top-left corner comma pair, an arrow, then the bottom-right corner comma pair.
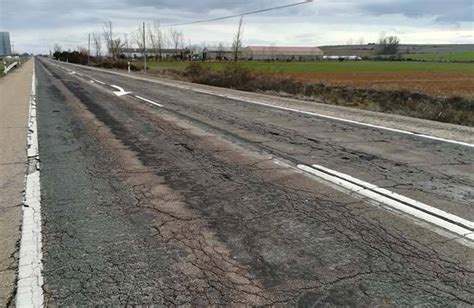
27,57 -> 474,305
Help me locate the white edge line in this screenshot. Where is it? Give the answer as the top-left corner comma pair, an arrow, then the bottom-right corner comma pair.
134,95 -> 164,108
16,58 -> 44,307
186,88 -> 474,148
297,164 -> 474,243
51,61 -> 473,148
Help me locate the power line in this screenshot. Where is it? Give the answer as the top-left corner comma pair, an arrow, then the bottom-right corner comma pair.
162,0 -> 314,27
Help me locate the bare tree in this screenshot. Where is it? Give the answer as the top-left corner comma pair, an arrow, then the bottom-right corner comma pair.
169,28 -> 184,59
132,24 -> 146,50
53,44 -> 62,53
346,38 -> 353,45
232,16 -> 244,62
378,36 -> 400,55
217,42 -> 224,59
92,33 -> 102,58
147,21 -> 164,60
358,37 -> 365,45
103,21 -> 126,59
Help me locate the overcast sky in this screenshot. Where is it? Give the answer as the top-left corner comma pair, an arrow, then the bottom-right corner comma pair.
1,0 -> 472,54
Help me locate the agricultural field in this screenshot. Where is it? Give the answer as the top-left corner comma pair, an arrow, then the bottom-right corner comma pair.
403,52 -> 474,61
142,60 -> 474,97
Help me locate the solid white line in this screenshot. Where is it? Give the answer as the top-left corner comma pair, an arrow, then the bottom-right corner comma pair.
16,59 -> 44,307
134,95 -> 164,108
186,89 -> 474,148
298,164 -> 474,243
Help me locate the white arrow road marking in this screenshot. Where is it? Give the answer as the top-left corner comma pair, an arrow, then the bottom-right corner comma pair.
298,164 -> 474,246
111,85 -> 131,97
135,95 -> 164,108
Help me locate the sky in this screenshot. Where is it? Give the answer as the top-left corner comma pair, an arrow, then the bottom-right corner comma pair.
0,0 -> 473,54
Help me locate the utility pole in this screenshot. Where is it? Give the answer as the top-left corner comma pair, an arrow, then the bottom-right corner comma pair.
233,16 -> 244,62
143,22 -> 147,73
88,33 -> 91,65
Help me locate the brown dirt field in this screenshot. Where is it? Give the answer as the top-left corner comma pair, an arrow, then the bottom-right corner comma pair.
271,72 -> 474,98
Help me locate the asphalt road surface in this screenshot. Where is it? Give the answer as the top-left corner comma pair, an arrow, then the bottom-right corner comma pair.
32,58 -> 473,306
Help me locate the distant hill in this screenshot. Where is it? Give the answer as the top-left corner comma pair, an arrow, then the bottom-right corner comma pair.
319,44 -> 474,57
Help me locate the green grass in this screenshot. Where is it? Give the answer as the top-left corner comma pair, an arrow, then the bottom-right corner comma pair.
138,60 -> 474,74
403,52 -> 474,61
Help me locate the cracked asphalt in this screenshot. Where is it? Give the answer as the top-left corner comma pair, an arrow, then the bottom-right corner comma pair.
35,58 -> 473,306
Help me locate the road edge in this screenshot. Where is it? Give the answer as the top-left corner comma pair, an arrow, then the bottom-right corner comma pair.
16,58 -> 44,307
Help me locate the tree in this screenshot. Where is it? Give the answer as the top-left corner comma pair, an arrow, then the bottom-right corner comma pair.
92,33 -> 102,58
232,16 -> 244,62
103,21 -> 126,59
378,35 -> 400,55
217,42 -> 224,59
53,44 -> 62,53
148,21 -> 164,60
169,28 -> 184,59
132,24 -> 146,50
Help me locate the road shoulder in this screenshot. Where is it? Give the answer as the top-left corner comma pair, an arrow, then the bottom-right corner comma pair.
0,60 -> 33,306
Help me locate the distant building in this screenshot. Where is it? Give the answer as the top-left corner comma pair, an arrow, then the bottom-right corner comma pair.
243,46 -> 324,61
121,48 -> 190,60
202,47 -> 241,61
0,32 -> 12,56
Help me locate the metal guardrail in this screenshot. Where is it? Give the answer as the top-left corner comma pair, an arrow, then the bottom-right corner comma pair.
3,61 -> 19,74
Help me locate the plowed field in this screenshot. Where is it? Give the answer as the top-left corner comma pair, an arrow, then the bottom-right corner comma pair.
272,72 -> 473,97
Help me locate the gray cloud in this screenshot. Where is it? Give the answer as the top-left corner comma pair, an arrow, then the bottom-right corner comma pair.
1,0 -> 471,53
358,0 -> 473,22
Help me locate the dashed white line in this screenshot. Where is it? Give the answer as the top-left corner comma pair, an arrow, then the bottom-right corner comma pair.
134,95 -> 164,108
16,59 -> 44,307
298,164 -> 474,245
92,78 -> 105,85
